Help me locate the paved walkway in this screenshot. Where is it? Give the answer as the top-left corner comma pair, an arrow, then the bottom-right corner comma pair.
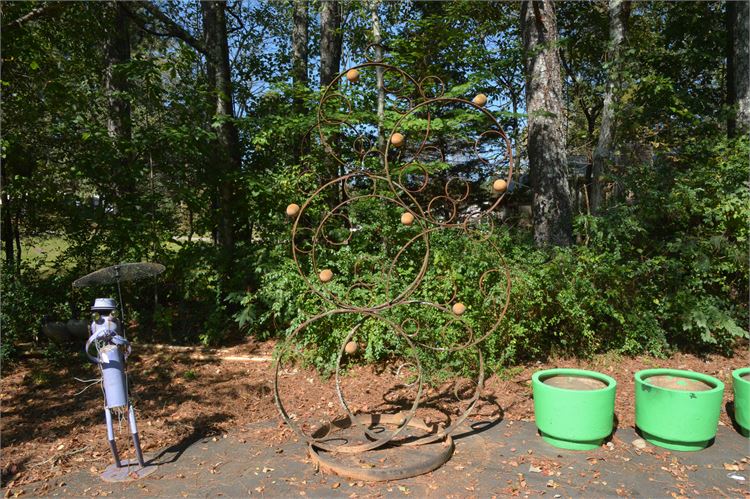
13,419 -> 750,497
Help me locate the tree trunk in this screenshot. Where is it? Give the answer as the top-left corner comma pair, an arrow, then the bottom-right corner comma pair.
13,208 -> 21,271
728,0 -> 750,137
202,0 -> 242,259
370,0 -> 385,159
320,0 -> 342,88
291,0 -> 308,163
1,167 -> 13,267
320,0 -> 343,201
291,0 -> 308,112
104,1 -> 133,199
520,0 -> 573,247
591,0 -> 630,214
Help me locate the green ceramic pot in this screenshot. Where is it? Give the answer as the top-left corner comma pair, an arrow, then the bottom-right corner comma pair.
635,369 -> 724,451
532,368 -> 617,450
732,367 -> 750,437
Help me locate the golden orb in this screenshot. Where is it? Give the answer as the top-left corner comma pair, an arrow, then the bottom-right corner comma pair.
472,93 -> 488,107
346,69 -> 360,83
492,179 -> 508,193
345,341 -> 358,354
286,203 -> 300,217
401,212 -> 415,226
319,269 -> 333,283
452,302 -> 466,315
390,132 -> 405,148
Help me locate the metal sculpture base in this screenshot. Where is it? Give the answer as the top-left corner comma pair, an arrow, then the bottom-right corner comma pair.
100,459 -> 156,483
308,414 -> 454,481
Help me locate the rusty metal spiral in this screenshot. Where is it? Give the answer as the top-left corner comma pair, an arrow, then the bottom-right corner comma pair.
274,56 -> 513,480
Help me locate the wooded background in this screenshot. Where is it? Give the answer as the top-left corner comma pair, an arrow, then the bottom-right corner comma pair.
2,1 -> 748,370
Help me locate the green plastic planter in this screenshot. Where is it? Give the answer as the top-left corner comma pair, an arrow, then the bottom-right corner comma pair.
532,368 -> 617,450
732,367 -> 750,437
635,369 -> 724,451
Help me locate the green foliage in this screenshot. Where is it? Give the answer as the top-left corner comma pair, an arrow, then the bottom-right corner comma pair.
1,261 -> 73,366
240,136 -> 747,373
1,0 -> 745,375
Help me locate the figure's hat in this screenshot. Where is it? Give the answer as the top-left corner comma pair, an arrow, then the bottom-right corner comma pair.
91,298 -> 117,311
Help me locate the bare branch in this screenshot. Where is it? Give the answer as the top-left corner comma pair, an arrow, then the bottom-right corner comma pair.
2,2 -> 66,32
121,1 -> 208,57
119,3 -> 172,39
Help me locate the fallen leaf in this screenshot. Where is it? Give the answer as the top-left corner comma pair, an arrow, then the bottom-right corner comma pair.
631,438 -> 647,450
518,473 -> 527,489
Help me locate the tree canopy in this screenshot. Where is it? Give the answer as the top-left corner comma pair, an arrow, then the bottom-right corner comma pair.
1,0 -> 747,369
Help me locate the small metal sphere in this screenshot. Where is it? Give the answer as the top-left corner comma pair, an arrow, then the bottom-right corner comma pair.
390,132 -> 405,148
401,212 -> 414,226
346,69 -> 360,83
286,203 -> 300,217
452,302 -> 466,315
492,179 -> 508,193
472,93 -> 488,107
345,341 -> 358,354
319,269 -> 333,283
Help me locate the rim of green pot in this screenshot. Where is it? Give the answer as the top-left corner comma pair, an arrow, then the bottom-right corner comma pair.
635,368 -> 724,393
732,367 -> 750,384
532,368 -> 617,392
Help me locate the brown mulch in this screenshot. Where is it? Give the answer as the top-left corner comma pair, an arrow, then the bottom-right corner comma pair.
0,338 -> 745,489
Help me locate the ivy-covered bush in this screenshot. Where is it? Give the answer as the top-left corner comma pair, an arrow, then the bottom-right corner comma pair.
239,137 -> 748,375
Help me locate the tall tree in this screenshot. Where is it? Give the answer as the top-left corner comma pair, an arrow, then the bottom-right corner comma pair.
201,0 -> 242,263
320,0 -> 342,87
520,0 -> 573,246
104,1 -> 133,201
728,0 -> 750,137
1,167 -> 15,267
319,0 -> 343,201
291,0 -> 308,112
122,1 -> 241,256
370,0 -> 386,157
291,0 -> 308,164
590,0 -> 630,214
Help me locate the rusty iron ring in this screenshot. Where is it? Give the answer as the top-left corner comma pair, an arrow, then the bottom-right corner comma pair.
274,309 -> 425,454
307,413 -> 454,482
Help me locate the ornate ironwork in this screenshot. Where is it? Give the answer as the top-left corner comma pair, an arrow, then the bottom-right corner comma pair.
274,50 -> 513,480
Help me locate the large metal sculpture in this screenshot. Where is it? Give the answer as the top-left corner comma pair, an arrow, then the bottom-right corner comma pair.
274,49 -> 514,480
73,262 -> 165,481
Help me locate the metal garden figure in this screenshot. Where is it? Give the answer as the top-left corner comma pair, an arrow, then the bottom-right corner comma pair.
85,297 -> 143,469
73,262 -> 165,481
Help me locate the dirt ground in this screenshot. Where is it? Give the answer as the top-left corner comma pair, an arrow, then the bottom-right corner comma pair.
1,338 -> 746,491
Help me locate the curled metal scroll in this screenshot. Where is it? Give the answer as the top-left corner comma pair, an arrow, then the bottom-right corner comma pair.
275,57 -> 513,480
